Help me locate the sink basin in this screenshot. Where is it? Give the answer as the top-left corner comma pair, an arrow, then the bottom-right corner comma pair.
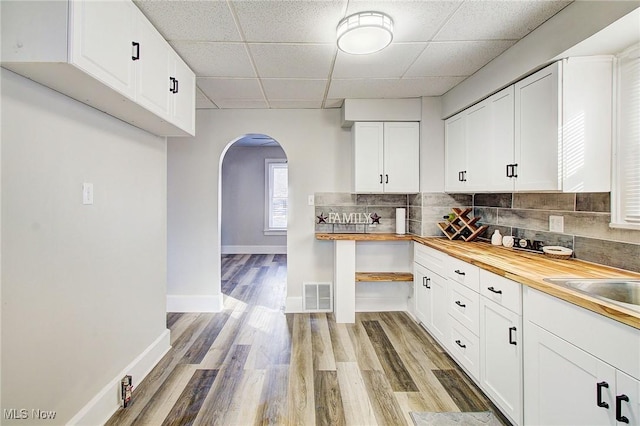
543,278 -> 640,311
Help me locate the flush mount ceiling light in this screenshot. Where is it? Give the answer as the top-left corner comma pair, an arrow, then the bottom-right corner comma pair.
336,11 -> 394,55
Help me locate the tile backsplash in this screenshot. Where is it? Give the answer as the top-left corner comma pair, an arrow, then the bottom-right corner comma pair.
472,192 -> 640,272
315,191 -> 640,273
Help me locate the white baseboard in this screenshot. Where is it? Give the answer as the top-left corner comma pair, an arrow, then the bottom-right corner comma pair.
221,245 -> 286,254
285,296 -> 303,313
166,294 -> 224,312
67,329 -> 171,426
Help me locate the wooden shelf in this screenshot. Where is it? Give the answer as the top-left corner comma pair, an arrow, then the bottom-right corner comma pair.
355,272 -> 414,282
437,207 -> 487,242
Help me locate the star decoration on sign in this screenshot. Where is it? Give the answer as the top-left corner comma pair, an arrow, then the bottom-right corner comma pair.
370,213 -> 381,224
317,212 -> 328,224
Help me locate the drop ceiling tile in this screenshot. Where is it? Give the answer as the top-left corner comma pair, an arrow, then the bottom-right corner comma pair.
197,78 -> 264,100
196,88 -> 218,109
269,100 -> 323,109
261,79 -> 327,101
434,1 -> 571,41
133,0 -> 240,42
327,77 -> 466,99
333,43 -> 425,79
404,40 -> 516,77
231,0 -> 347,42
324,99 -> 344,109
216,99 -> 269,109
249,44 -> 336,78
170,42 -> 255,78
344,1 -> 463,42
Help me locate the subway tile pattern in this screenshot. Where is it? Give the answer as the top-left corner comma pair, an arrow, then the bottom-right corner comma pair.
473,192 -> 640,272
313,192 -> 639,272
314,193 -> 409,234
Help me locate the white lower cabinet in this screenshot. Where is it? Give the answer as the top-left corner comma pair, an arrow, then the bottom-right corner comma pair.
524,287 -> 640,426
414,263 -> 449,345
480,298 -> 522,425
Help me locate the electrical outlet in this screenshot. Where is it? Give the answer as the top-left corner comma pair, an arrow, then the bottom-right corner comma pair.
308,195 -> 314,206
549,215 -> 564,233
82,183 -> 93,205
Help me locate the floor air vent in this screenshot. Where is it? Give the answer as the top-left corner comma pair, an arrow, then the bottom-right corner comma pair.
303,282 -> 332,312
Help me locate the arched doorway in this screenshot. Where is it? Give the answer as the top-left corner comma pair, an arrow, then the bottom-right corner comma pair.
218,134 -> 288,306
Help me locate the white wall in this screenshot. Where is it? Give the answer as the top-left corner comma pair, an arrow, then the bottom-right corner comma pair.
1,69 -> 168,424
442,1 -> 639,117
168,109 -> 351,311
221,145 -> 287,252
420,97 -> 445,192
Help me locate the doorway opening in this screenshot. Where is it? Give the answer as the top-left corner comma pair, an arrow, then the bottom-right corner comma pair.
219,134 -> 288,306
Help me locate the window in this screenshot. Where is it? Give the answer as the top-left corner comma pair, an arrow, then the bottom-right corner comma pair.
612,44 -> 640,229
265,159 -> 288,234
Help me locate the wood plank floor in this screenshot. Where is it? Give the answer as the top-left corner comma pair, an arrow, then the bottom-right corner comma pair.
107,254 -> 508,426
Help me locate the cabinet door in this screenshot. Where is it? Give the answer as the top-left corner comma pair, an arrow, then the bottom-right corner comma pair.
514,61 -> 562,191
429,270 -> 449,345
69,0 -> 136,99
524,321 -> 616,426
480,298 -> 522,425
353,122 -> 384,192
616,371 -> 639,426
464,100 -> 491,192
383,122 -> 419,193
444,113 -> 467,192
170,54 -> 196,135
134,9 -> 171,118
414,264 -> 430,326
488,87 -> 515,191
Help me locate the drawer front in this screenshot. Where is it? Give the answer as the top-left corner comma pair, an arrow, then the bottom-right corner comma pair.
414,242 -> 447,276
479,270 -> 522,315
449,317 -> 480,380
447,257 -> 480,292
449,281 -> 480,336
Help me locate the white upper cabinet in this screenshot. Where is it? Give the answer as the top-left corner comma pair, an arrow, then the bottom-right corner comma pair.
70,0 -> 136,99
353,122 -> 419,193
445,57 -> 612,193
514,62 -> 562,191
444,113 -> 468,192
1,0 -> 195,137
445,86 -> 514,193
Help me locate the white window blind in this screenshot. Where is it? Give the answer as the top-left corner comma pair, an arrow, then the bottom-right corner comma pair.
612,44 -> 640,229
265,159 -> 288,233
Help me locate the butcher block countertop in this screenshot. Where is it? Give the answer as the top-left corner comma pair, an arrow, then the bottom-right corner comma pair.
413,237 -> 640,329
315,233 -> 640,329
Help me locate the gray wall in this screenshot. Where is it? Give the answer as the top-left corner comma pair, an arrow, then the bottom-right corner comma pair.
1,69 -> 168,423
221,145 -> 287,250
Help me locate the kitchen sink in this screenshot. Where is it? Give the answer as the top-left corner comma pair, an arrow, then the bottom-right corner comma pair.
543,278 -> 640,311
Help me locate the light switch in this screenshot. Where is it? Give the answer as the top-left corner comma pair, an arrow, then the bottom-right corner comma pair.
308,195 -> 314,206
82,183 -> 93,205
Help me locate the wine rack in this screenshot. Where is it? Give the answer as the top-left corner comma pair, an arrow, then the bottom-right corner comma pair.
437,207 -> 488,242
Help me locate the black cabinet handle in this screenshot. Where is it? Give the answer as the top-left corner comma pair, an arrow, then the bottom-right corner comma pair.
174,78 -> 179,94
462,171 -> 467,182
512,163 -> 518,178
488,286 -> 503,294
132,41 -> 140,60
458,171 -> 463,182
616,394 -> 629,423
385,174 -> 389,184
455,300 -> 466,308
509,326 -> 517,345
454,270 -> 465,276
169,77 -> 175,93
597,382 -> 609,409
506,164 -> 511,178
455,340 -> 466,348
380,174 -> 383,184
423,277 -> 431,289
